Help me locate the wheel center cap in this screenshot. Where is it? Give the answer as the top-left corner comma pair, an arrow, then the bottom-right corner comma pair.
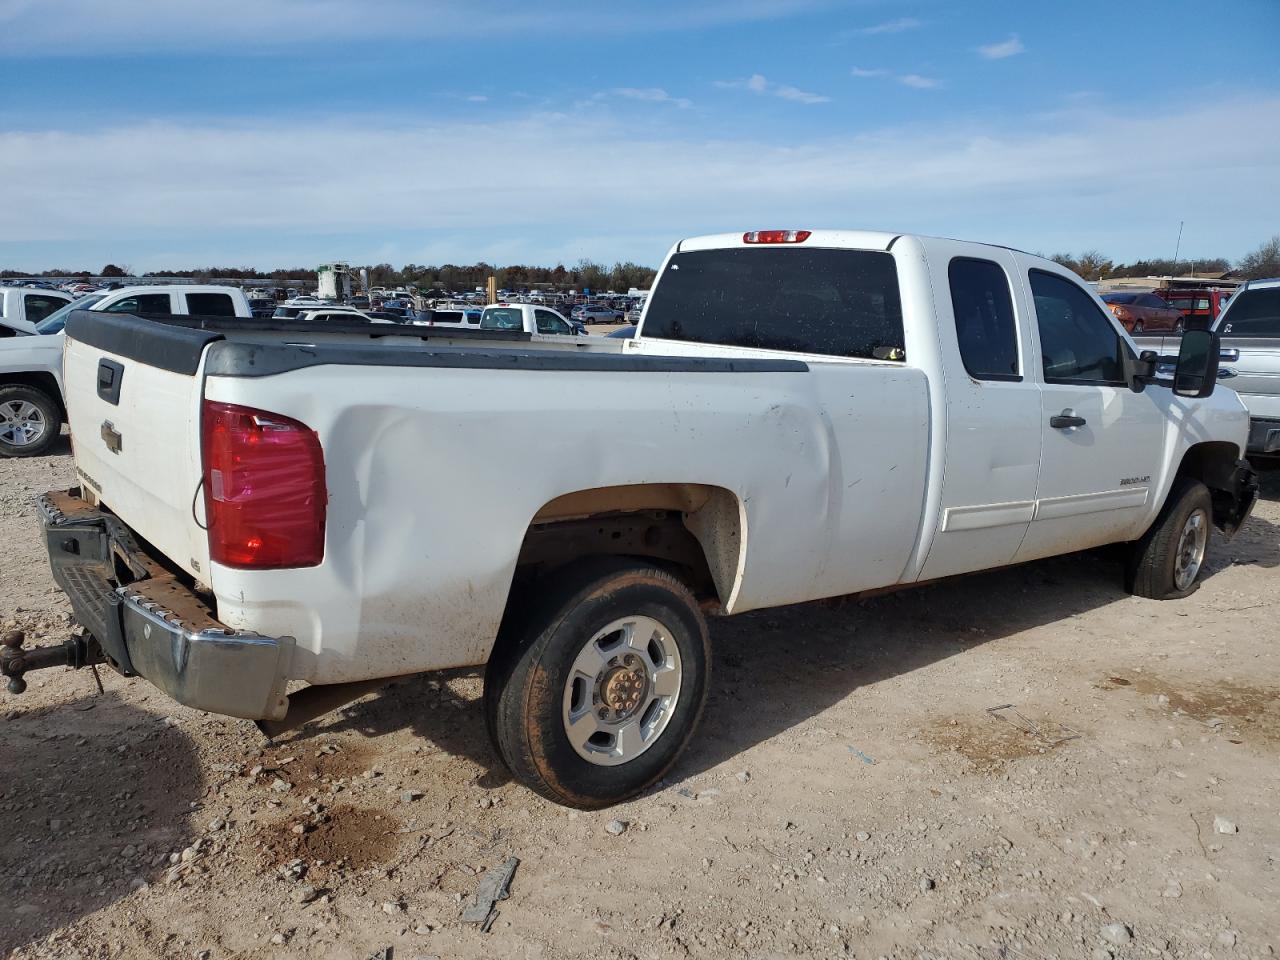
602,666 -> 646,714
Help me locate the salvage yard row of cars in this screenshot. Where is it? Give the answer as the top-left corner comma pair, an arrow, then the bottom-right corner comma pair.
0,227 -> 1269,810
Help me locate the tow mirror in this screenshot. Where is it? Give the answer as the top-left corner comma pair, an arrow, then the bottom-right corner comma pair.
1173,329 -> 1220,398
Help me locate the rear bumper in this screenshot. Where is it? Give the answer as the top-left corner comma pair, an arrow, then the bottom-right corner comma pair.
1247,417 -> 1280,454
39,490 -> 292,720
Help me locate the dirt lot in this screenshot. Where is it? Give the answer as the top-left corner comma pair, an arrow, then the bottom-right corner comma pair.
2,441 -> 1277,960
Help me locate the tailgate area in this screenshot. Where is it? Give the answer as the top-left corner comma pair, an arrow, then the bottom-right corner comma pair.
63,311 -> 217,582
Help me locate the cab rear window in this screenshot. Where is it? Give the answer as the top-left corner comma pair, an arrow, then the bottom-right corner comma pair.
643,247 -> 905,360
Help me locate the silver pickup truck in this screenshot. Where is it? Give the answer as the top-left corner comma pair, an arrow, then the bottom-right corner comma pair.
1136,278 -> 1280,456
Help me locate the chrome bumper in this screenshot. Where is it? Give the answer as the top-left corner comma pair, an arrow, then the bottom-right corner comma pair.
39,490 -> 293,720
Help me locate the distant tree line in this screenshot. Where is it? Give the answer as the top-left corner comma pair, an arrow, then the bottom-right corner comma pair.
1048,235 -> 1280,282
0,258 -> 658,292
4,238 -> 1276,287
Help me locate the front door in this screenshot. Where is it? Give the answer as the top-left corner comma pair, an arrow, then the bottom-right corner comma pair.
1014,263 -> 1164,563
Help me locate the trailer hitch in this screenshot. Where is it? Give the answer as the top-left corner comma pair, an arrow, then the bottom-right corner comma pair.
1,629 -> 105,695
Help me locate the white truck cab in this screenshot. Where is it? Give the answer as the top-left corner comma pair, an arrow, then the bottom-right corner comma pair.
480,303 -> 582,337
0,286 -> 74,336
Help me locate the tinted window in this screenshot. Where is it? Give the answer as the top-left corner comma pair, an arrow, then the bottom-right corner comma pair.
644,247 -> 905,360
1102,293 -> 1139,304
1137,294 -> 1168,308
24,294 -> 68,324
186,293 -> 236,317
1030,270 -> 1125,384
104,294 -> 172,316
948,257 -> 1019,380
1219,287 -> 1280,337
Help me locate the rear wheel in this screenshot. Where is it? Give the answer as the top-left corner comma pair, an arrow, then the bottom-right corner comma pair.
485,560 -> 710,809
1126,477 -> 1213,599
0,385 -> 61,458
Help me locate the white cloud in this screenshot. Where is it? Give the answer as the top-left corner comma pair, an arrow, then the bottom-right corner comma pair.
466,95 -> 489,103
850,66 -> 887,78
853,17 -> 921,35
899,74 -> 940,89
978,34 -> 1026,59
716,73 -> 830,104
3,97 -> 1278,269
612,87 -> 693,108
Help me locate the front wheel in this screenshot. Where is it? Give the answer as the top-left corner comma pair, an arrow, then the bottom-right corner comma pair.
1125,477 -> 1213,599
1133,319 -> 1145,334
485,560 -> 710,808
0,385 -> 61,458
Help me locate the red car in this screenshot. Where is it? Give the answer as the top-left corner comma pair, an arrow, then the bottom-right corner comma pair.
1154,288 -> 1233,330
1100,292 -> 1185,333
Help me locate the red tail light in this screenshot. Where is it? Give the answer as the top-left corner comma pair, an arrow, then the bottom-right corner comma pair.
201,400 -> 327,569
743,230 -> 811,244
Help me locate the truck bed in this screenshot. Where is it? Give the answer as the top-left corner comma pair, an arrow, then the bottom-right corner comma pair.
62,309 -> 931,685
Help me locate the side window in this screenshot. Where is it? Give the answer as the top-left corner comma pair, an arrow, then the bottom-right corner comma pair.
24,295 -> 68,324
947,257 -> 1019,381
185,293 -> 236,317
536,309 -> 571,334
1029,270 -> 1126,384
104,294 -> 172,316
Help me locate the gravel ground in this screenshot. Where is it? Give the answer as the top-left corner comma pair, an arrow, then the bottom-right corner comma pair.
2,442 -> 1277,960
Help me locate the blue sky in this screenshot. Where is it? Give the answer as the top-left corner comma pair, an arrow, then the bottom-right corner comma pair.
2,0 -> 1278,272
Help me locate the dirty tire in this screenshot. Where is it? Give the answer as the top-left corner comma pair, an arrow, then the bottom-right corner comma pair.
484,559 -> 710,809
0,384 -> 61,458
1126,477 -> 1213,600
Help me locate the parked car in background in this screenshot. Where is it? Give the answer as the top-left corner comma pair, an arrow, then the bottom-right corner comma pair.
1212,279 -> 1280,456
0,285 -> 252,457
1101,292 -> 1185,333
1155,288 -> 1234,329
0,287 -> 74,336
572,304 -> 625,324
607,325 -> 637,339
480,303 -> 583,337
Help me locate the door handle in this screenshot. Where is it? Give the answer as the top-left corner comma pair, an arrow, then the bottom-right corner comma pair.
1050,411 -> 1087,429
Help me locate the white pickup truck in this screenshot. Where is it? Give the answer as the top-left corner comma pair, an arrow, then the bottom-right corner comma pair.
0,286 -> 74,336
7,230 -> 1257,809
480,303 -> 584,337
1138,279 -> 1280,456
0,286 -> 252,456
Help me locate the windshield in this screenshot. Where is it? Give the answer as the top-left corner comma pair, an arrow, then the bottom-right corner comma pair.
1218,287 -> 1280,337
34,293 -> 105,334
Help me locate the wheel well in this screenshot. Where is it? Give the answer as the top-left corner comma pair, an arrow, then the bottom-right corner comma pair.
1176,441 -> 1243,528
516,484 -> 745,610
0,372 -> 65,417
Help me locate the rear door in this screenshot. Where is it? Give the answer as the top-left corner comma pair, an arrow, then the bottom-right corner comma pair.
919,244 -> 1043,580
1014,262 -> 1164,562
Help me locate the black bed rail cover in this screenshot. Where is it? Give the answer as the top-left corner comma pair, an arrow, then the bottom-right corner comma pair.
65,310 -> 223,376
205,340 -> 810,378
